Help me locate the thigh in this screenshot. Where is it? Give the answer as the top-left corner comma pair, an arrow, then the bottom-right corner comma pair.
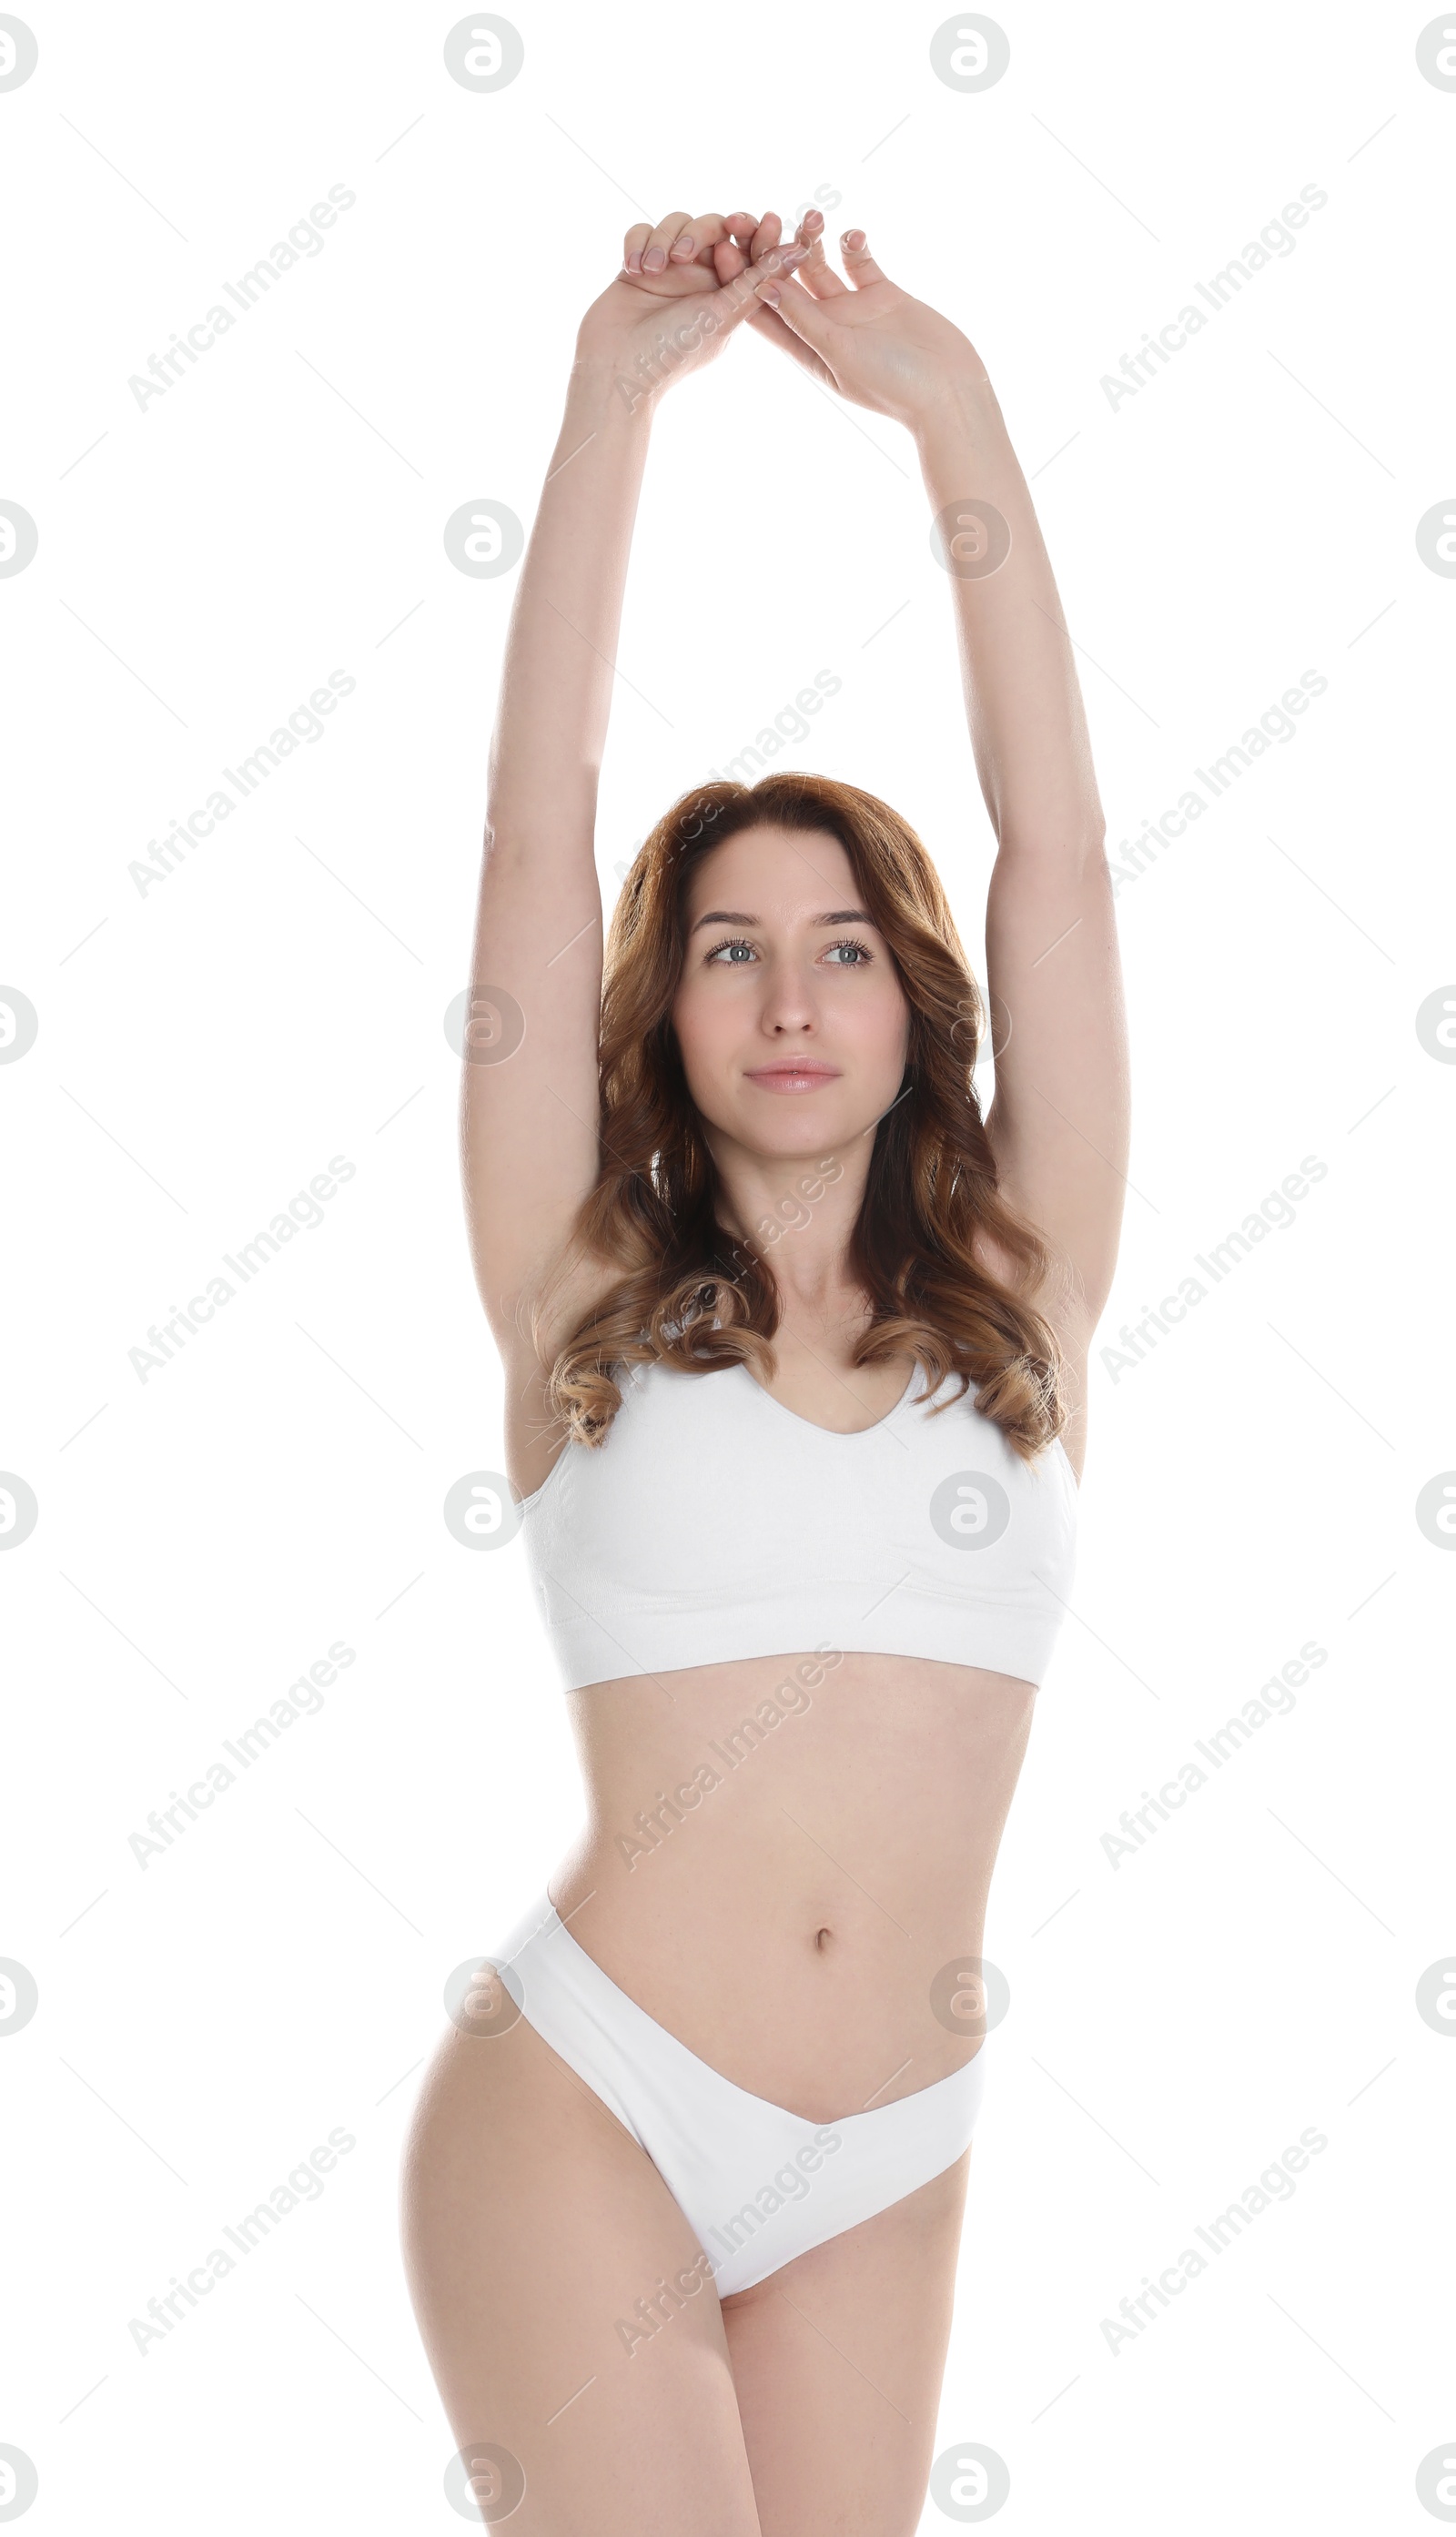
401,2007 -> 763,2535
720,2151 -> 972,2537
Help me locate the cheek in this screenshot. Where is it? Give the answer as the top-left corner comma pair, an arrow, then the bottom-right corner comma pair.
670,981 -> 730,1083
855,981 -> 912,1068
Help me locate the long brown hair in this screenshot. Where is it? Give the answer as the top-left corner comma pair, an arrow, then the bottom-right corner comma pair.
535,771 -> 1068,1462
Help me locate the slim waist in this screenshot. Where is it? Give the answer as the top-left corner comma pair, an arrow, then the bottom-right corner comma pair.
492,1891 -> 990,2135
497,1875 -> 996,2126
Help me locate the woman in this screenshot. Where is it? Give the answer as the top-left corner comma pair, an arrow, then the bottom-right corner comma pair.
403,205 -> 1127,2535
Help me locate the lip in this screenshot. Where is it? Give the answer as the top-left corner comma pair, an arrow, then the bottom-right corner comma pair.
744,1062 -> 841,1090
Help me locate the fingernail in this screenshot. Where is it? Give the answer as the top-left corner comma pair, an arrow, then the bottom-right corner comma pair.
645,248 -> 666,270
760,285 -> 781,307
843,229 -> 864,249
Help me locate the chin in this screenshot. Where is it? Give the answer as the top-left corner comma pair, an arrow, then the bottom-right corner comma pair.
733,1100 -> 873,1153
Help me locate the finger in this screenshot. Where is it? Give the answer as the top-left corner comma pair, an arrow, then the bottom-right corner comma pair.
840,227 -> 889,288
744,298 -> 838,386
794,210 -> 852,300
623,222 -> 652,275
670,210 -> 733,267
718,211 -> 775,276
751,266 -> 842,370
753,267 -> 838,357
641,209 -> 695,274
702,238 -> 809,340
674,212 -> 733,268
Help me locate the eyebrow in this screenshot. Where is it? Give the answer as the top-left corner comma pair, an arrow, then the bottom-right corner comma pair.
688,907 -> 873,935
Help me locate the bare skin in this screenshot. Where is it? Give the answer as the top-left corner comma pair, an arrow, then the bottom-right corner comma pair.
406,2005 -> 971,2534
401,203 -> 1128,2534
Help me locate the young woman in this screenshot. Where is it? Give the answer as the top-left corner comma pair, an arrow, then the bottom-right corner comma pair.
402,206 -> 1128,2535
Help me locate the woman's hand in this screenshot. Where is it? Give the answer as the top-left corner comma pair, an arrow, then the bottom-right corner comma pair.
726,209 -> 990,431
575,209 -> 808,407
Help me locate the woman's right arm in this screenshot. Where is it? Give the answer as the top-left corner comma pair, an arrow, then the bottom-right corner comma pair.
461,346 -> 652,1382
461,214 -> 795,1449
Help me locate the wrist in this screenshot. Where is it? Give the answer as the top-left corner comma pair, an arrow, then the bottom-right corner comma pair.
564,339 -> 659,437
912,365 -> 1004,465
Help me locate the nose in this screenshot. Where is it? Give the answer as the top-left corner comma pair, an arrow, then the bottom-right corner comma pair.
757,953 -> 822,1036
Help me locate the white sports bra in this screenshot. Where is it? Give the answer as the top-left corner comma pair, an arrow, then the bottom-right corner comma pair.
520,1357 -> 1077,1693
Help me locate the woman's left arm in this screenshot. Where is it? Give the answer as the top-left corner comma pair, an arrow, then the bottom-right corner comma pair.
750,225 -> 1129,1342
916,373 -> 1129,1341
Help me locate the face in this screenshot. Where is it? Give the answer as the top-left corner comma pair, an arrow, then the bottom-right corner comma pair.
671,824 -> 911,1161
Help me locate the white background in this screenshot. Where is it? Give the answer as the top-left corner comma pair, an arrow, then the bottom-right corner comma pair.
4,1 -> 1453,2528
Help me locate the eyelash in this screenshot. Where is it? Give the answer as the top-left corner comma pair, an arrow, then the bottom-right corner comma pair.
704,935 -> 873,968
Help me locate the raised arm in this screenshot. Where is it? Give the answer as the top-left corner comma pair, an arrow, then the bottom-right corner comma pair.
462,213 -> 796,1444
741,220 -> 1129,1373
915,370 -> 1127,1337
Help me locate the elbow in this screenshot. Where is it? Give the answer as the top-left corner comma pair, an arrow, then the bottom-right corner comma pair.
995,824 -> 1108,874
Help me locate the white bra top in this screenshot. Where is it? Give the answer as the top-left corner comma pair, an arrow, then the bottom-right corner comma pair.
520,1358 -> 1077,1693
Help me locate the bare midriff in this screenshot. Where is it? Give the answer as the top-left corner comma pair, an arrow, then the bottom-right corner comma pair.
545,1646 -> 1038,2128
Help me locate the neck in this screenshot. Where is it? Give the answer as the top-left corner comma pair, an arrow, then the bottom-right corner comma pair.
707,1134 -> 872,1296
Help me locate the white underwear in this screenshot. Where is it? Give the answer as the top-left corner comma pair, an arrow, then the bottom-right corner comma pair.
491,1893 -> 986,2299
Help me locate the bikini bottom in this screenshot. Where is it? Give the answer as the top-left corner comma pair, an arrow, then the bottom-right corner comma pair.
490,1892 -> 986,2299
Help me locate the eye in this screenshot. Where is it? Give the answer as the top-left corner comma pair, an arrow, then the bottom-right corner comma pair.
823,936 -> 873,966
704,935 -> 757,965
